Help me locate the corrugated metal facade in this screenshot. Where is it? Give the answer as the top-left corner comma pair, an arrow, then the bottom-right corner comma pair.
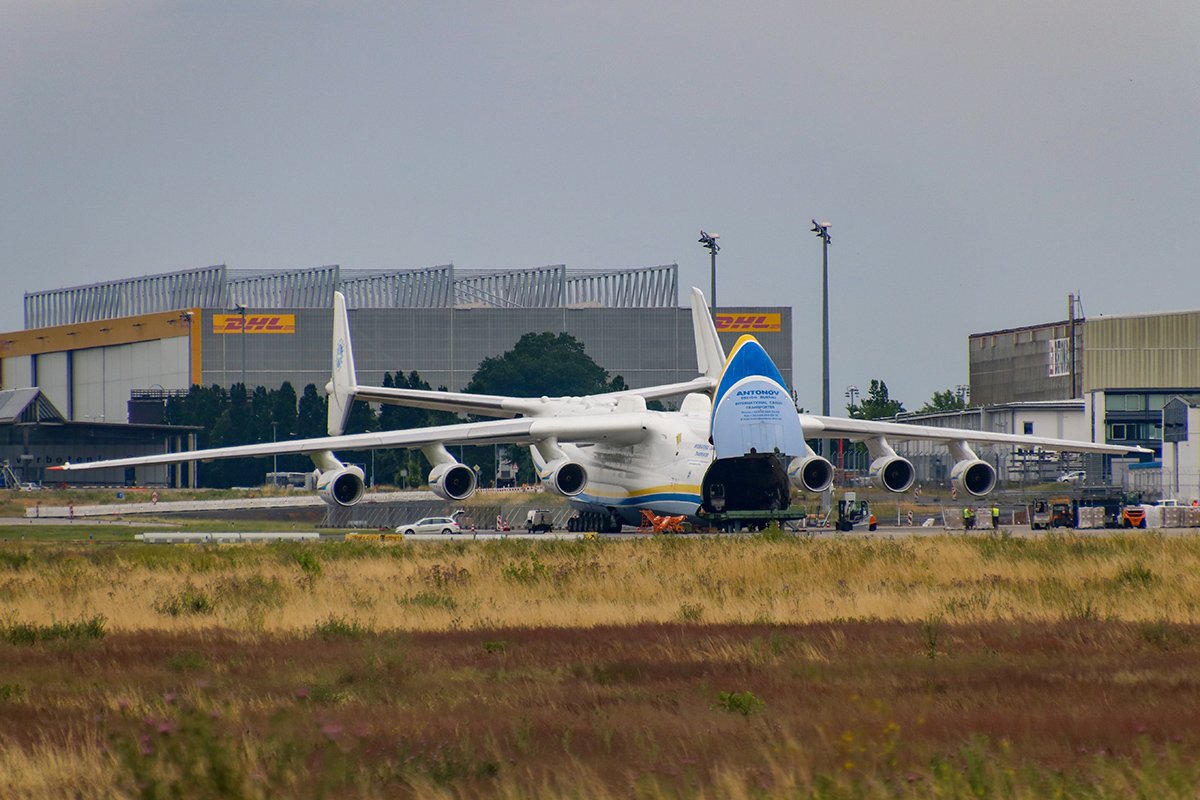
968,321 -> 1081,405
199,305 -> 792,395
23,264 -> 681,327
1084,311 -> 1200,392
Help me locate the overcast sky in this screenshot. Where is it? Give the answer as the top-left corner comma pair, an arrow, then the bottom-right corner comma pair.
3,1 -> 1198,412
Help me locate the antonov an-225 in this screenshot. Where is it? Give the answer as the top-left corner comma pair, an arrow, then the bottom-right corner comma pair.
52,288 -> 1146,531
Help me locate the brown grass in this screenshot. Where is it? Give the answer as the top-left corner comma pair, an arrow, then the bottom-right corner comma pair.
2,533 -> 1200,632
2,621 -> 1200,798
4,533 -> 1200,797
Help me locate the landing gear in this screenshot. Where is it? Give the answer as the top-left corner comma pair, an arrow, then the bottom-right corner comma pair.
567,510 -> 621,534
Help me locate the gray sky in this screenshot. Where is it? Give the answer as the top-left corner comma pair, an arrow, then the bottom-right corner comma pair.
3,1 -> 1198,412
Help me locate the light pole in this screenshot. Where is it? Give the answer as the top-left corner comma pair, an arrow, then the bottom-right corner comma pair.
271,421 -> 278,486
698,230 -> 720,315
233,303 -> 247,390
845,385 -> 859,473
811,220 -> 832,456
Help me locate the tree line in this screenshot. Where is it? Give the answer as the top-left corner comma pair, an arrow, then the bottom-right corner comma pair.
164,332 -> 627,489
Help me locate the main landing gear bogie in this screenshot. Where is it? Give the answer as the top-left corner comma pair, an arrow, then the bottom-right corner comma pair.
567,511 -> 621,534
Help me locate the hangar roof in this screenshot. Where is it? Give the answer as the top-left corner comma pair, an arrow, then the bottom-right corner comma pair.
0,388 -> 65,424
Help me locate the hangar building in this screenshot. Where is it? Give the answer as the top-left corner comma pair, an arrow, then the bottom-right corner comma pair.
1,264 -> 792,485
897,298 -> 1200,498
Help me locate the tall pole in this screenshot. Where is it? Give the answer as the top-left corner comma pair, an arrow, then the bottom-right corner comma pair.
811,221 -> 832,454
698,230 -> 720,317
236,303 -> 247,390
271,421 -> 278,485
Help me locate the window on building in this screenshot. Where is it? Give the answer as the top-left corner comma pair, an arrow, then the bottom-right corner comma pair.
1109,423 -> 1127,440
1023,422 -> 1034,435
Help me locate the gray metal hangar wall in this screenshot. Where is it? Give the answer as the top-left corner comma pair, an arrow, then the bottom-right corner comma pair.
4,264 -> 793,423
967,306 -> 1200,460
199,304 -> 792,394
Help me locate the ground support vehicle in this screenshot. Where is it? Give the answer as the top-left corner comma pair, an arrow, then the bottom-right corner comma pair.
833,493 -> 871,532
1077,489 -> 1146,529
698,506 -> 809,532
1049,497 -> 1078,528
1030,500 -> 1052,530
525,509 -> 553,534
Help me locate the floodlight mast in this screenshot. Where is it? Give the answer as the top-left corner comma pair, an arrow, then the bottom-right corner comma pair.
698,230 -> 720,318
811,219 -> 831,456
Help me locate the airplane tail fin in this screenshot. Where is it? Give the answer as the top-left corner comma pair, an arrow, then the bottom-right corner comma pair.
325,291 -> 358,436
690,287 -> 726,381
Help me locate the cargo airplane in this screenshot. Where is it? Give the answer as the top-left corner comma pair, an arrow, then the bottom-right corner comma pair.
53,289 -> 1146,531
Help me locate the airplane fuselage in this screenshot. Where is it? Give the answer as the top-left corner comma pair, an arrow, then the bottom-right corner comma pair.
530,404 -> 714,526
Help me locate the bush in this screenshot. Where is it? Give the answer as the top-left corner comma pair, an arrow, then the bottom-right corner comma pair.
0,614 -> 106,645
713,690 -> 765,716
153,584 -> 216,617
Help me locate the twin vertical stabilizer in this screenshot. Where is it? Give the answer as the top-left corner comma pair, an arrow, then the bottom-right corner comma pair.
325,291 -> 358,436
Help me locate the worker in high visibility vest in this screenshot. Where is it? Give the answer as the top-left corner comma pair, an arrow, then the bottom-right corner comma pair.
868,513 -> 877,532
963,506 -> 975,530
991,505 -> 1000,529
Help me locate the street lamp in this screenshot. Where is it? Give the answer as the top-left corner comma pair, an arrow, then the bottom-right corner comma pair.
698,230 -> 720,315
811,219 -> 832,455
271,421 -> 278,486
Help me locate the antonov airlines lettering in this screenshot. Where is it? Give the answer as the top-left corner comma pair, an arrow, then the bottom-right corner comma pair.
52,289 -> 1147,531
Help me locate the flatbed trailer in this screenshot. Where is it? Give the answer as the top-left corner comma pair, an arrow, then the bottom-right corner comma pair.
698,507 -> 809,532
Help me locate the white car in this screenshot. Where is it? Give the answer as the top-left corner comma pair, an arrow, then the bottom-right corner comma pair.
395,516 -> 461,535
1057,470 -> 1086,484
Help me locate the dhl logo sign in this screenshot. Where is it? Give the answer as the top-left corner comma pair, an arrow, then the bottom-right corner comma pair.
212,314 -> 296,334
715,313 -> 781,333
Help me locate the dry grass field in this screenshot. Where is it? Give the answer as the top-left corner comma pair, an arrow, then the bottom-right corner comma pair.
4,531 -> 1200,797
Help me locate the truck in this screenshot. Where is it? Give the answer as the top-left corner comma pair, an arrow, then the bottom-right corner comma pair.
524,509 -> 553,534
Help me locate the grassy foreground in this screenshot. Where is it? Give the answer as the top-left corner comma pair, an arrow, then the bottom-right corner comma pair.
4,531 -> 1200,797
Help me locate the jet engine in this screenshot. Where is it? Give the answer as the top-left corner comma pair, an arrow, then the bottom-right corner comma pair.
950,458 -> 997,497
869,456 -> 915,493
428,462 -> 477,501
542,459 -> 588,497
316,466 -> 366,507
787,454 -> 835,493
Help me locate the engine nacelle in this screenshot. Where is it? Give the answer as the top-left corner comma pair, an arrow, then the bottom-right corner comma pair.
869,456 -> 915,493
428,463 -> 477,501
950,458 -> 997,497
787,454 -> 835,493
541,459 -> 588,497
316,466 -> 366,507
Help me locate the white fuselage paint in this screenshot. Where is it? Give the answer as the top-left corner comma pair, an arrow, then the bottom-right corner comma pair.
529,400 -> 714,524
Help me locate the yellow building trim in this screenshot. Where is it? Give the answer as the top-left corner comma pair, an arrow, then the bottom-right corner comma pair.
0,309 -> 194,358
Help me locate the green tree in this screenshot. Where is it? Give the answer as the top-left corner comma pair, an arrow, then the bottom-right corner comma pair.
296,384 -> 327,439
919,388 -> 966,413
466,332 -> 624,397
847,379 -> 906,420
465,332 -> 625,486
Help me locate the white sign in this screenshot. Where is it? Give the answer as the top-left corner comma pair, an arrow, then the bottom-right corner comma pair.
1048,337 -> 1070,377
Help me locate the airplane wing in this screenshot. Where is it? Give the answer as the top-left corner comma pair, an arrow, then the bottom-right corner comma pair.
51,414 -> 653,473
351,377 -> 719,419
801,414 -> 1149,455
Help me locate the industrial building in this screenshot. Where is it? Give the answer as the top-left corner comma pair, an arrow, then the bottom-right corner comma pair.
1,264 -> 792,486
894,299 -> 1200,500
